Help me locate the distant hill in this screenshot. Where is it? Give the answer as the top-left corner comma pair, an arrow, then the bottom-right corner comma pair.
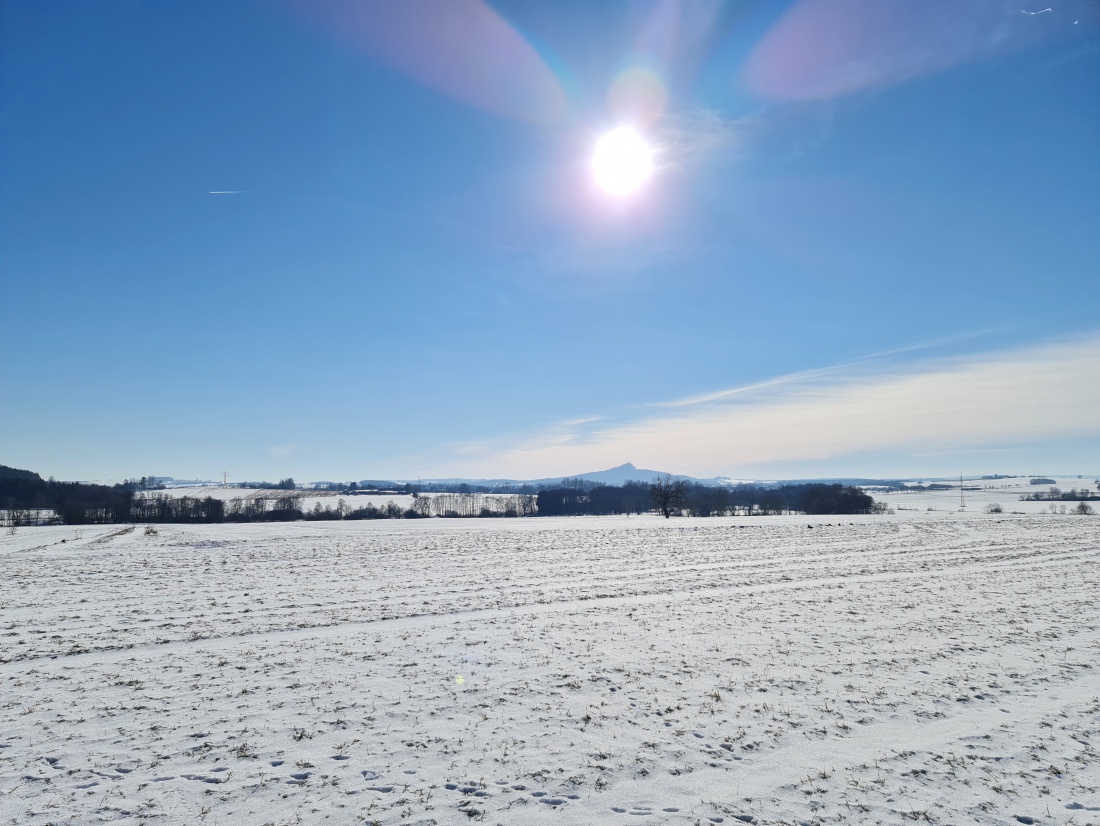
416,462 -> 692,489
550,462 -> 688,486
413,463 -> 888,490
414,466 -> 1100,491
0,464 -> 43,482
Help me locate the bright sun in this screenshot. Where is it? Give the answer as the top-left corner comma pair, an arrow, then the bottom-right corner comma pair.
592,127 -> 653,196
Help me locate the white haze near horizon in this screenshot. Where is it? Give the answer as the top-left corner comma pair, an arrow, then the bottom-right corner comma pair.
426,333 -> 1100,480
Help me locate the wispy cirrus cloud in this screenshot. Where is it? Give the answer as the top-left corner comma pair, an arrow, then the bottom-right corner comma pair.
426,332 -> 1100,479
650,328 -> 1008,410
653,109 -> 758,169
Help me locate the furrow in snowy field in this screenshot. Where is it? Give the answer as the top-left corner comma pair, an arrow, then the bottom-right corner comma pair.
1,516 -> 1096,826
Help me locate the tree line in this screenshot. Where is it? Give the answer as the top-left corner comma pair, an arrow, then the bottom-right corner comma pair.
537,478 -> 878,517
1018,486 -> 1099,502
1,465 -> 136,526
3,464 -> 880,526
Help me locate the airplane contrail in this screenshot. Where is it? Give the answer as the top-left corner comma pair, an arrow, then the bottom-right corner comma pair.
208,190 -> 243,195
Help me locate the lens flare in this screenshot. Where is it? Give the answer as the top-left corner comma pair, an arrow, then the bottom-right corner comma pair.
743,0 -> 1066,102
608,67 -> 667,128
300,0 -> 567,124
592,127 -> 654,196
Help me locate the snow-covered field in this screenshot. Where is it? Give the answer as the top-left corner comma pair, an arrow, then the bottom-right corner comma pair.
1,515 -> 1096,825
870,475 -> 1098,516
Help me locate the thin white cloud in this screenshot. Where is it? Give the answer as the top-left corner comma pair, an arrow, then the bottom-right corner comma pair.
269,444 -> 297,457
208,190 -> 243,195
558,415 -> 606,428
654,109 -> 758,169
430,333 -> 1100,479
652,328 -> 1007,409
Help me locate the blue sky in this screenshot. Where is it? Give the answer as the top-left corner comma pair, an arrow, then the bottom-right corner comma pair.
2,0 -> 1098,482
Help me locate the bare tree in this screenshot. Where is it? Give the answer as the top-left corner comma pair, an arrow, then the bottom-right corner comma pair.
649,473 -> 687,519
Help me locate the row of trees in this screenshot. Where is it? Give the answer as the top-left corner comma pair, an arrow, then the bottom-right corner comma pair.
1,466 -> 135,525
412,492 -> 538,518
3,464 -> 881,526
537,477 -> 878,518
122,482 -> 875,525
1038,502 -> 1095,515
1019,486 -> 1099,502
234,478 -> 298,490
126,491 -> 540,523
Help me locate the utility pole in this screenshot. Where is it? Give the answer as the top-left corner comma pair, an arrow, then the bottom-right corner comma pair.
959,474 -> 965,510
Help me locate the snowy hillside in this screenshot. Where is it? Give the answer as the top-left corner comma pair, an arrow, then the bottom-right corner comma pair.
871,474 -> 1098,515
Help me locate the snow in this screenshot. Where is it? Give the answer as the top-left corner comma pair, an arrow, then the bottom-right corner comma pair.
1,514 -> 1096,825
871,475 -> 1098,516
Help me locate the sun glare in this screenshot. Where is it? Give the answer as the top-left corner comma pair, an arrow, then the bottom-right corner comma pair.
592,127 -> 653,196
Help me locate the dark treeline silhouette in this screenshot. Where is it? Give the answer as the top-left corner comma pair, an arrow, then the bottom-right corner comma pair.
536,481 -> 876,517
1019,486 -> 1099,502
129,491 -> 538,523
537,481 -> 655,516
127,493 -> 402,523
4,464 -> 878,526
2,465 -> 135,525
235,478 -> 298,490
